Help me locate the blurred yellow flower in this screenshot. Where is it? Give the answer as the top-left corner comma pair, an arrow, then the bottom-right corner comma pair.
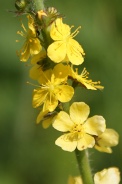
94,167 -> 120,184
17,15 -> 42,61
68,175 -> 83,184
32,64 -> 74,112
29,63 -> 43,80
47,18 -> 85,65
53,102 -> 106,152
94,128 -> 119,153
69,66 -> 104,90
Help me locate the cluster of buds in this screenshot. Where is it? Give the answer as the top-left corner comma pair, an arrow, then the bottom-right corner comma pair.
15,0 -> 120,183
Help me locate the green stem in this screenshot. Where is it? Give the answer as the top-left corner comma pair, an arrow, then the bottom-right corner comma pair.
75,149 -> 94,184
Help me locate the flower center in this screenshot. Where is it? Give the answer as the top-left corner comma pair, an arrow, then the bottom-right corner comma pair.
69,123 -> 84,141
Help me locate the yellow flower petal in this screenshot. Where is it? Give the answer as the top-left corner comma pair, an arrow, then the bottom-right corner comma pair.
77,134 -> 95,150
55,134 -> 77,152
29,64 -> 42,80
67,39 -> 84,65
53,63 -> 69,78
84,115 -> 106,136
70,102 -> 90,124
55,85 -> 74,102
43,93 -> 58,112
33,89 -> 48,108
94,167 -> 120,184
36,109 -> 49,124
47,41 -> 67,63
38,69 -> 52,84
50,18 -> 71,40
94,129 -> 119,153
31,50 -> 46,64
53,111 -> 73,132
97,129 -> 119,146
94,145 -> 112,153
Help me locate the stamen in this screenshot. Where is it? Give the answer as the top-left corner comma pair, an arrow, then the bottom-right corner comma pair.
26,81 -> 40,88
21,22 -> 27,32
71,26 -> 81,38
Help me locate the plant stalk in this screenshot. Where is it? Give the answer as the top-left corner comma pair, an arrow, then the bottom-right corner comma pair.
75,149 -> 94,184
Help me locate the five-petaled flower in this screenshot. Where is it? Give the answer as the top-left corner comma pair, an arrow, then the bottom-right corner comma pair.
17,15 -> 42,61
32,63 -> 74,112
53,102 -> 106,152
47,18 -> 85,65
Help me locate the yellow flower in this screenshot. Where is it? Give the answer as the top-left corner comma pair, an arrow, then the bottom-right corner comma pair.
47,18 -> 85,65
36,109 -> 56,128
53,102 -> 106,152
94,128 -> 119,153
94,167 -> 120,184
29,50 -> 46,80
68,176 -> 83,184
17,15 -> 42,62
68,66 -> 104,90
32,63 -> 74,112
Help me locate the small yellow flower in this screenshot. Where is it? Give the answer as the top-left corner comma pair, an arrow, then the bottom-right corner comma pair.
68,66 -> 104,90
68,175 -> 83,184
94,128 -> 119,153
32,63 -> 74,112
17,15 -> 42,61
53,102 -> 106,152
94,167 -> 120,184
47,18 -> 85,65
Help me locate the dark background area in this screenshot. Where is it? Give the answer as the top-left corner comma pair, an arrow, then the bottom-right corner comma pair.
0,0 -> 122,183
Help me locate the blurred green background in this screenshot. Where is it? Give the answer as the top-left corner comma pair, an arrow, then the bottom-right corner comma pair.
0,0 -> 122,183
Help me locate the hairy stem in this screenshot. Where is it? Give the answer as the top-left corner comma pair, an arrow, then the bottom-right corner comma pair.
75,149 -> 94,184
